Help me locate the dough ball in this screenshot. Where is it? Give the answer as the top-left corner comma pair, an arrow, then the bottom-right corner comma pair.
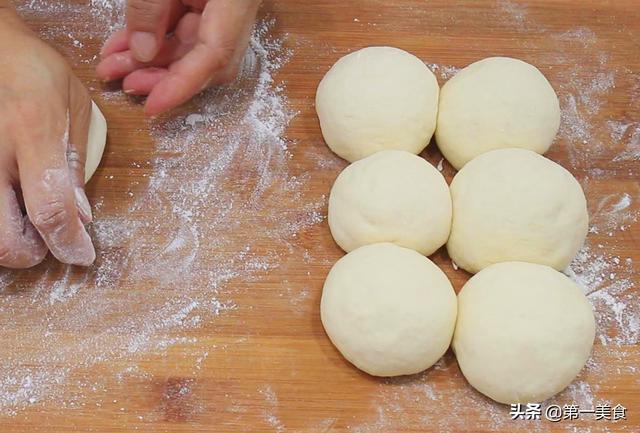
436,57 -> 560,169
85,101 -> 107,183
328,150 -> 451,255
447,148 -> 588,274
453,261 -> 595,404
321,243 -> 457,377
316,46 -> 439,162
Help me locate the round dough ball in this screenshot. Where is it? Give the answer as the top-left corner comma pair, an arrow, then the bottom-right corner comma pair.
453,261 -> 595,404
316,46 -> 439,162
328,150 -> 451,255
321,243 -> 457,377
436,57 -> 560,169
85,101 -> 107,182
447,148 -> 588,274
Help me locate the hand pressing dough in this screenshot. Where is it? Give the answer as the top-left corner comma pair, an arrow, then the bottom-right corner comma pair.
328,150 -> 451,255
436,57 -> 560,169
84,101 -> 107,182
315,46 -> 439,162
453,261 -> 595,404
447,148 -> 588,274
321,243 -> 457,377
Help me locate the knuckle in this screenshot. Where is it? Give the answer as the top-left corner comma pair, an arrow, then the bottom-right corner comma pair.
67,148 -> 85,173
66,147 -> 83,165
31,200 -> 69,233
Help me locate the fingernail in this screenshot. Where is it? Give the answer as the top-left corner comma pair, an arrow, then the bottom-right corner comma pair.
130,31 -> 158,62
75,187 -> 93,224
78,228 -> 97,266
70,227 -> 97,266
46,224 -> 96,267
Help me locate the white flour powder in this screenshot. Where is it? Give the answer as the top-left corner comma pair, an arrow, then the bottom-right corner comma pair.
0,3 -> 325,418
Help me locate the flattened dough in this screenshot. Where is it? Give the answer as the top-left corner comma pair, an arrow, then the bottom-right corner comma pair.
85,101 -> 107,182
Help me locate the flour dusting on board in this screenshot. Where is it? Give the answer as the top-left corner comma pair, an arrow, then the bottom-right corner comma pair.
424,63 -> 460,82
0,2 -> 325,417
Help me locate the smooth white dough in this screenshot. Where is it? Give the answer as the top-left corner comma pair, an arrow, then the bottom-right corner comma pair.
436,57 -> 560,169
320,243 -> 457,377
84,101 -> 107,182
447,148 -> 588,274
453,261 -> 595,404
315,46 -> 439,162
328,150 -> 451,255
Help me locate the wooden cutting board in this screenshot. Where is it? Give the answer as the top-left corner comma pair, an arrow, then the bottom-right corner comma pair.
0,1 -> 638,432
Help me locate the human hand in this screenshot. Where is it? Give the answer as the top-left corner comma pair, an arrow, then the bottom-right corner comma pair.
0,8 -> 95,268
96,0 -> 261,115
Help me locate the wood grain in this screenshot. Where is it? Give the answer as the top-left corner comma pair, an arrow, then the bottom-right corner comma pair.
1,1 -> 638,432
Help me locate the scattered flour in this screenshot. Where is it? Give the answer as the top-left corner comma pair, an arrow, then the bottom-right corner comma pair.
566,245 -> 638,346
424,62 -> 460,82
498,0 -> 528,28
0,2 -> 324,419
259,385 -> 286,433
611,123 -> 640,162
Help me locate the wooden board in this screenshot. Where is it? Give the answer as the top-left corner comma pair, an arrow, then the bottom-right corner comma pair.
0,1 -> 638,432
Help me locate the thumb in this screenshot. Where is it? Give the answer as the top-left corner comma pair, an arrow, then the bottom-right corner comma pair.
68,77 -> 93,224
126,0 -> 179,62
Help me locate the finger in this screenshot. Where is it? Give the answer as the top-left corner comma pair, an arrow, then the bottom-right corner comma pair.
126,0 -> 184,62
144,1 -> 260,115
95,37 -> 190,82
68,76 -> 93,224
96,50 -> 143,82
0,180 -> 48,269
172,10 -> 201,45
16,101 -> 95,266
143,45 -> 222,115
123,67 -> 169,95
100,29 -> 129,59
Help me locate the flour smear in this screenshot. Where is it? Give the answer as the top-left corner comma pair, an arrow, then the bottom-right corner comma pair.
1,1 -> 639,432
